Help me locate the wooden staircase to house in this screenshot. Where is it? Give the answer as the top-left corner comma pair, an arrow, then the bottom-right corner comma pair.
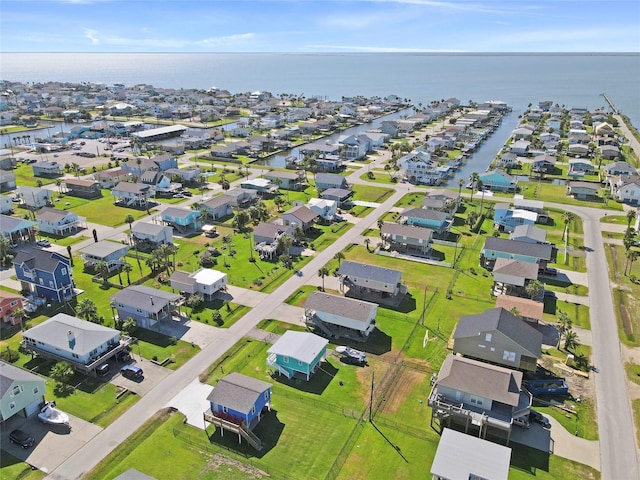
203,411 -> 264,451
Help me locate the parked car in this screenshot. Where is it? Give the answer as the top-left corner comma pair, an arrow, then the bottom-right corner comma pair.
182,191 -> 193,197
543,267 -> 558,276
120,364 -> 143,379
529,410 -> 551,429
96,363 -> 110,377
9,429 -> 35,448
36,239 -> 51,247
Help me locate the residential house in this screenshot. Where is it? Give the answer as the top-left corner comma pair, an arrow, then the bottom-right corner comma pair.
111,285 -> 181,330
568,159 -> 595,176
338,134 -> 371,160
539,132 -> 560,149
200,195 -> 233,220
513,198 -> 545,214
337,261 -> 403,297
16,186 -> 53,209
320,187 -> 353,205
307,198 -> 338,222
493,204 -> 538,233
32,161 -> 62,177
430,428 -> 511,480
240,178 -> 278,195
0,195 -> 13,214
21,313 -> 128,376
509,140 -> 531,156
478,170 -> 518,192
423,189 -> 461,215
603,161 -> 636,177
131,221 -> 173,247
496,153 -> 517,169
63,178 -> 102,198
304,291 -> 377,341
252,223 -> 295,252
532,154 -> 557,174
616,179 -> 640,205
0,170 -> 16,192
266,331 -> 328,381
380,222 -> 433,255
160,207 -> 201,233
428,354 -> 532,440
223,188 -> 257,208
511,126 -> 534,139
600,145 -> 621,160
165,167 -> 201,184
0,215 -> 36,243
510,225 -> 547,244
568,181 -> 599,200
396,151 -> 436,184
80,240 -> 130,270
111,182 -> 151,208
380,120 -> 400,137
480,237 -> 553,270
0,361 -> 46,421
13,249 -> 75,302
140,170 -> 178,196
263,171 -> 305,191
491,258 -> 541,296
398,208 -> 449,235
35,207 -> 86,236
94,168 -> 128,189
495,294 -> 544,325
0,292 -> 24,326
315,173 -> 349,191
567,144 -> 590,157
169,268 -> 227,300
204,373 -> 272,450
453,307 -> 543,371
282,205 -> 318,231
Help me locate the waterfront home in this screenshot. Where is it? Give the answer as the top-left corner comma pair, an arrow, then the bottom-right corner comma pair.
337,261 -> 403,297
337,134 -> 371,160
282,205 -> 318,231
453,307 -> 542,371
266,331 -> 328,381
539,132 -> 561,149
396,151 -> 434,183
495,294 -> 544,325
380,222 -> 433,255
430,428 -> 511,480
204,373 -> 272,450
307,198 -> 338,222
111,285 -> 181,330
16,186 -> 53,209
492,258 -> 540,295
0,214 -> 36,243
35,207 -> 86,236
398,207 -> 450,235
428,354 -> 532,442
594,122 -> 615,137
223,188 -> 257,208
511,125 -> 534,139
160,207 -> 201,233
478,170 -> 518,192
169,268 -> 227,300
509,225 -> 547,244
532,154 -> 557,174
0,361 -> 47,421
509,140 -> 531,156
21,313 -> 129,376
496,153 -> 517,169
200,195 -> 234,220
32,161 -> 62,177
131,221 -> 173,248
94,168 -> 128,189
315,173 -> 349,191
263,170 -> 305,191
0,170 -> 16,191
80,240 -> 130,270
361,131 -> 389,148
304,291 -> 377,341
0,292 -> 24,326
111,182 -> 151,208
13,249 -> 74,302
480,237 -> 553,270
568,181 -> 599,200
422,189 -> 460,217
63,178 -> 101,198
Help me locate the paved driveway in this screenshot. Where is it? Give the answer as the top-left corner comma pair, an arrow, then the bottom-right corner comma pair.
0,412 -> 101,474
110,358 -> 173,396
164,378 -> 213,429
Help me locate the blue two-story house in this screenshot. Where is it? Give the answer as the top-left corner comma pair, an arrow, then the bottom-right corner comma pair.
398,207 -> 450,235
478,170 -> 518,192
206,372 -> 272,428
481,237 -> 553,271
159,207 -> 201,234
13,249 -> 75,302
267,331 -> 328,381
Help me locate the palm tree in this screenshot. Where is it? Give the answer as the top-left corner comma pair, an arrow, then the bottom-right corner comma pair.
125,214 -> 135,231
557,311 -> 573,348
55,178 -> 62,195
458,178 -> 464,198
562,211 -> 575,242
525,279 -> 543,299
12,307 -> 26,330
334,251 -> 345,267
627,209 -> 636,228
122,262 -> 133,285
563,329 -> 579,352
364,238 -> 371,252
50,361 -> 74,384
96,261 -> 110,285
318,267 -> 329,291
277,233 -> 292,255
469,172 -> 479,203
77,297 -> 98,321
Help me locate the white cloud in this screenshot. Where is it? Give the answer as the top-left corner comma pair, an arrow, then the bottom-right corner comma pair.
196,33 -> 256,47
80,28 -> 256,49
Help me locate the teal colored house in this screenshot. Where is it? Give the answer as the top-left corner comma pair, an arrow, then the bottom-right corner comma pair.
160,207 -> 201,233
478,170 -> 518,192
267,331 -> 328,381
398,208 -> 450,235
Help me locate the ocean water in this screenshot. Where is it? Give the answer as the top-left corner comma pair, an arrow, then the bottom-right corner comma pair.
2,53 -> 639,127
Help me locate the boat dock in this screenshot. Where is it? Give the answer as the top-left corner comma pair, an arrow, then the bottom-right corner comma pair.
601,93 -> 619,114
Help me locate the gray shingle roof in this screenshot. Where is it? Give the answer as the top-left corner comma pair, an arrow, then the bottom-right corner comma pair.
267,331 -> 328,364
337,261 -> 402,285
400,207 -> 448,221
316,173 -> 347,185
132,221 -> 171,236
162,207 -> 195,219
13,249 -> 67,273
169,270 -> 196,286
203,195 -> 232,209
511,225 -> 547,243
492,258 -> 540,280
304,292 -> 376,323
320,188 -> 352,199
80,240 -> 129,258
23,313 -> 119,357
206,373 -> 272,414
36,207 -> 72,223
111,285 -> 180,314
436,354 -> 523,406
113,182 -> 150,194
380,222 -> 433,241
483,237 -> 552,261
284,205 -> 317,224
454,307 -> 542,358
0,361 -> 44,397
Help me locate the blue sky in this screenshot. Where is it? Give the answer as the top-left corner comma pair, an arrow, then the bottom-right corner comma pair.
1,0 -> 639,52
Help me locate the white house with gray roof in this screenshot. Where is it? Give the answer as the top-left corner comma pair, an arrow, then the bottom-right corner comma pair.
35,207 -> 86,236
21,314 -> 129,376
111,285 -> 182,330
337,261 -> 403,297
304,291 -> 377,341
509,225 -> 547,244
0,361 -> 46,421
380,222 -> 433,255
80,240 -> 130,270
169,268 -> 226,300
131,221 -> 173,246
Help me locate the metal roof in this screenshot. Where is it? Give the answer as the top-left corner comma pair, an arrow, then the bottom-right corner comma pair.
304,292 -> 376,323
267,331 -> 328,365
337,261 -> 402,285
111,285 -> 180,314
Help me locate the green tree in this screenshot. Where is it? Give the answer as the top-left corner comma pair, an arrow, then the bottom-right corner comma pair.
232,210 -> 250,232
125,214 -> 135,231
277,233 -> 292,255
364,238 -> 371,252
562,211 -> 575,242
525,279 -> 544,299
466,211 -> 479,229
96,261 -> 110,285
469,172 -> 479,203
334,251 -> 345,267
627,209 -> 637,228
121,317 -> 137,336
50,361 -> 74,384
12,307 -> 26,330
122,262 -> 133,285
76,298 -> 98,322
557,311 -> 573,348
563,329 -> 580,352
211,309 -> 223,326
318,266 -> 329,291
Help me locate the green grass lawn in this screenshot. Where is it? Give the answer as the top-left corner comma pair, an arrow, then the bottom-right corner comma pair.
65,190 -> 156,226
600,215 -> 630,225
634,399 -> 640,446
36,232 -> 90,247
605,244 -> 640,347
0,453 -> 46,480
534,396 -> 599,441
543,301 -> 591,330
520,181 -> 622,211
12,162 -> 59,187
350,184 -> 394,203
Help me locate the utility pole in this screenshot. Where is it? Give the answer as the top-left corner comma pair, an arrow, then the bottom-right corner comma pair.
369,371 -> 375,422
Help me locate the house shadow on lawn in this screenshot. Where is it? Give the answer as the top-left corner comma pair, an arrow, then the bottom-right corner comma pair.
207,409 -> 285,458
343,327 -> 392,356
269,359 -> 339,395
509,443 -> 551,475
